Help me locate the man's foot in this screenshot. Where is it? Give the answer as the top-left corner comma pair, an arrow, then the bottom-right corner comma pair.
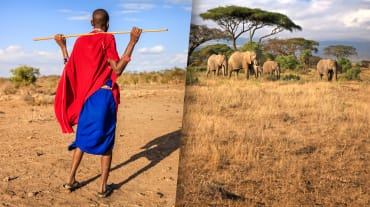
63,181 -> 81,192
97,185 -> 113,198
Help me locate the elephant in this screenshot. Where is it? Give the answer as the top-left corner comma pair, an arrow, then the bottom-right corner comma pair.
228,51 -> 258,79
317,59 -> 338,81
262,60 -> 280,79
207,54 -> 228,77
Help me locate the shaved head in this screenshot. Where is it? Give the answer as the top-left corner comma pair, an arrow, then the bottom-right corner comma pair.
92,9 -> 109,31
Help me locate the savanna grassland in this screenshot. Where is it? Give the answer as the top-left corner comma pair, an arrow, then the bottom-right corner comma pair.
176,69 -> 370,206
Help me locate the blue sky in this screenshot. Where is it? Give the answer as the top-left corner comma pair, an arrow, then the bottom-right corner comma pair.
2,0 -> 370,77
192,0 -> 370,60
0,0 -> 192,77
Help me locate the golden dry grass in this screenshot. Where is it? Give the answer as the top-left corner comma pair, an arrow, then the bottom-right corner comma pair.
176,71 -> 370,206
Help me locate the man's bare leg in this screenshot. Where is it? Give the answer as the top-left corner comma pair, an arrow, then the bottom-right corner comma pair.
100,150 -> 112,193
67,147 -> 84,184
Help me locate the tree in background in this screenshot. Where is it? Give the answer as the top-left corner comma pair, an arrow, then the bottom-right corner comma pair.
188,24 -> 229,57
275,55 -> 299,71
337,57 -> 352,73
200,6 -> 254,50
323,45 -> 357,59
200,6 -> 301,50
360,60 -> 370,68
189,44 -> 232,68
263,38 -> 318,71
263,38 -> 318,57
250,9 -> 302,45
10,65 -> 40,87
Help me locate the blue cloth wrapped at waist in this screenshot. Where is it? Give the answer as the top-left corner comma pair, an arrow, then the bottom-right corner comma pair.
68,79 -> 117,155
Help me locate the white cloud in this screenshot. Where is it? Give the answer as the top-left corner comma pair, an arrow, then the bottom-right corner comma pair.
68,15 -> 90,21
165,0 -> 192,4
58,9 -> 73,13
184,6 -> 192,12
117,10 -> 139,14
168,52 -> 188,65
138,45 -> 165,54
119,3 -> 156,10
0,45 -> 62,77
0,45 -> 185,77
123,17 -> 141,22
117,3 -> 156,16
342,9 -> 370,28
190,0 -> 370,41
58,9 -> 90,21
126,50 -> 188,72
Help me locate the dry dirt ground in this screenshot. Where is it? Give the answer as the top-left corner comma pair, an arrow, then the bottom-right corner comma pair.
0,80 -> 185,207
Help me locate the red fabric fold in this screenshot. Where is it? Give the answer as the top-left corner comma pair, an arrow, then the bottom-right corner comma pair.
54,31 -> 120,133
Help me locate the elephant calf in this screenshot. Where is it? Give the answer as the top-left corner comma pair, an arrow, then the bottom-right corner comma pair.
317,59 -> 338,81
207,54 -> 228,77
262,60 -> 280,79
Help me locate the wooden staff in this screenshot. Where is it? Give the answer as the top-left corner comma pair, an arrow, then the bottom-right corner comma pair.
33,28 -> 168,41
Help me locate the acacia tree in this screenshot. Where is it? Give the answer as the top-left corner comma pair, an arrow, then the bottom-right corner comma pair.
200,6 -> 301,50
200,6 -> 254,50
189,44 -> 232,67
263,37 -> 318,70
188,24 -> 229,57
253,10 -> 302,44
323,45 -> 357,59
263,38 -> 318,57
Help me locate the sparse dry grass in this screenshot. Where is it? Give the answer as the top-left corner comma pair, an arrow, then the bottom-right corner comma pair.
176,72 -> 370,206
119,68 -> 186,86
0,69 -> 185,105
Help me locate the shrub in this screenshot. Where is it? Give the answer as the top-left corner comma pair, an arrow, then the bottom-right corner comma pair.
10,65 -> 40,87
186,67 -> 199,85
265,74 -> 279,81
282,74 -> 301,81
337,57 -> 352,73
131,75 -> 139,85
275,55 -> 298,71
343,67 -> 361,80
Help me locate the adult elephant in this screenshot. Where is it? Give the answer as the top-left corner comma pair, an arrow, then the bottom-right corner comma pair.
207,54 -> 228,77
262,60 -> 280,79
228,51 -> 258,79
317,59 -> 338,81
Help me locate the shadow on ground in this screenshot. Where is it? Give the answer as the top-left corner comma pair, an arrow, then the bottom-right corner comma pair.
78,130 -> 181,190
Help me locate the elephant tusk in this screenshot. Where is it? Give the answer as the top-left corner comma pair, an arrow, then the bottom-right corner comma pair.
33,28 -> 168,41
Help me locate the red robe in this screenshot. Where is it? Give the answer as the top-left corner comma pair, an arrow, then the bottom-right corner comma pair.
54,31 -> 120,133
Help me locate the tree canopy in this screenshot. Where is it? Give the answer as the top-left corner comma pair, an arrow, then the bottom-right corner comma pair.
253,10 -> 302,44
263,37 -> 319,70
263,37 -> 319,57
188,24 -> 229,57
200,6 -> 254,50
200,5 -> 301,50
188,44 -> 232,67
323,45 -> 357,59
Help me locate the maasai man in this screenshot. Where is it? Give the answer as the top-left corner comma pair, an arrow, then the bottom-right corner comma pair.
54,8 -> 142,197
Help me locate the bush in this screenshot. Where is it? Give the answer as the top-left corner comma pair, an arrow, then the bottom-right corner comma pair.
160,68 -> 186,84
343,67 -> 361,80
265,74 -> 279,81
275,55 -> 298,71
337,57 -> 352,73
186,67 -> 199,85
10,65 -> 40,87
282,74 -> 301,81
